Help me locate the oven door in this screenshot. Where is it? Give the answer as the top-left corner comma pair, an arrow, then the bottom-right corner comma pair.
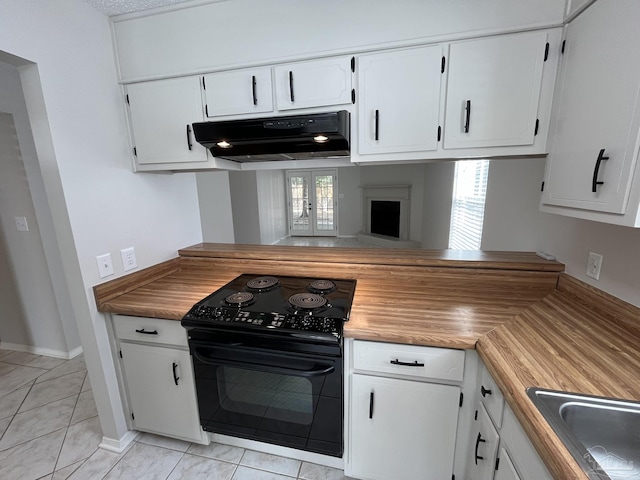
189,335 -> 343,457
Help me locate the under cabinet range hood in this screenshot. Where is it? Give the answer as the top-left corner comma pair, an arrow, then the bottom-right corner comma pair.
192,110 -> 350,162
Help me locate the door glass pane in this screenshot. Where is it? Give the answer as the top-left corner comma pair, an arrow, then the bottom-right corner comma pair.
289,175 -> 310,233
314,174 -> 334,231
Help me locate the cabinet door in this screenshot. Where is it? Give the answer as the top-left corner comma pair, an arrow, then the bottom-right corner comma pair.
444,31 -> 548,149
120,342 -> 203,442
274,57 -> 352,110
126,77 -> 207,165
542,0 -> 640,214
203,67 -> 273,117
350,374 -> 459,480
495,447 -> 522,480
466,403 -> 500,480
358,46 -> 442,155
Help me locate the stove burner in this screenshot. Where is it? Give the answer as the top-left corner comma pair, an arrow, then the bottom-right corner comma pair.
224,291 -> 255,307
288,293 -> 328,310
308,279 -> 336,294
246,276 -> 279,292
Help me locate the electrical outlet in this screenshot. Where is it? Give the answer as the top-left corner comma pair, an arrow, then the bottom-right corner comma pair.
120,247 -> 137,271
14,216 -> 29,231
586,252 -> 603,280
96,253 -> 114,278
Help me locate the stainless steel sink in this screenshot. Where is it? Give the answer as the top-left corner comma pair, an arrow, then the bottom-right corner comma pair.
527,388 -> 640,480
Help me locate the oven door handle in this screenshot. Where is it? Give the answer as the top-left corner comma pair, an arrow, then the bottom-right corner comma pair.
192,348 -> 335,378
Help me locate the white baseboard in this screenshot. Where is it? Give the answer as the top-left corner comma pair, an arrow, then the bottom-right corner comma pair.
99,430 -> 138,453
0,342 -> 83,360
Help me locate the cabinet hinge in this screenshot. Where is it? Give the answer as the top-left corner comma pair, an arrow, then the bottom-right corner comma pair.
544,42 -> 549,61
459,392 -> 463,407
205,104 -> 209,117
119,350 -> 122,359
495,457 -> 500,470
351,56 -> 355,73
561,39 -> 566,54
133,147 -> 137,157
125,94 -> 130,105
351,89 -> 356,105
534,118 -> 540,136
541,181 -> 545,192
441,56 -> 446,74
202,76 -> 206,90
474,409 -> 478,421
437,125 -> 442,142
131,412 -> 135,420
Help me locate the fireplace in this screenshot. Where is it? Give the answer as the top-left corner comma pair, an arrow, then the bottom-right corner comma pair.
358,185 -> 419,248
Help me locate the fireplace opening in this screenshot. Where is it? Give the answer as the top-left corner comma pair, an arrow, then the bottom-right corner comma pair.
370,200 -> 401,238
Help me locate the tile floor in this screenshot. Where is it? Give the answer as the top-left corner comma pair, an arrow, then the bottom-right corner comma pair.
0,348 -> 352,480
273,237 -> 377,248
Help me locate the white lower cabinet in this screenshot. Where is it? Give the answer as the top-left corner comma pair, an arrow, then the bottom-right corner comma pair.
468,403 -> 501,480
495,447 -> 521,480
347,340 -> 464,480
113,315 -> 208,444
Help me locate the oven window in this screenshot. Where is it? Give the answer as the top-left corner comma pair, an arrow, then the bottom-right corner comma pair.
218,367 -> 314,425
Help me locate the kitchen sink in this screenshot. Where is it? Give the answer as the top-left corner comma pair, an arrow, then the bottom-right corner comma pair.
527,388 -> 640,480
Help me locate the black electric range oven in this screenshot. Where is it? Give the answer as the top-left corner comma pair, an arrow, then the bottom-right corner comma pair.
181,273 -> 357,457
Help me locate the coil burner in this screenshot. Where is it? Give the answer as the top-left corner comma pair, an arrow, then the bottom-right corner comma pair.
288,293 -> 328,313
308,279 -> 337,294
246,276 -> 279,292
224,291 -> 255,307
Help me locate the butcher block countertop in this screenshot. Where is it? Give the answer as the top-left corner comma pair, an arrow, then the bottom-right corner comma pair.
94,243 -> 640,480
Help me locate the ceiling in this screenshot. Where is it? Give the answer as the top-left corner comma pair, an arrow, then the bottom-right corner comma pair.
84,0 -> 197,16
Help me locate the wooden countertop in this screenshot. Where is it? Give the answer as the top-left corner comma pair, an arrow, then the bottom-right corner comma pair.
94,243 -> 640,479
95,244 -> 562,349
477,274 -> 640,480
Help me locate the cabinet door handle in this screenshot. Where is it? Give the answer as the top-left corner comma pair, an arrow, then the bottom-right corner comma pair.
172,362 -> 180,385
474,432 -> 486,465
289,71 -> 294,102
591,148 -> 609,192
135,328 -> 158,335
464,100 -> 471,133
369,391 -> 374,419
481,385 -> 492,397
374,109 -> 380,141
186,124 -> 193,151
251,75 -> 257,106
390,359 -> 425,367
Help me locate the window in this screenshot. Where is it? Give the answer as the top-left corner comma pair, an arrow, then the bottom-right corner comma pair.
448,160 -> 490,250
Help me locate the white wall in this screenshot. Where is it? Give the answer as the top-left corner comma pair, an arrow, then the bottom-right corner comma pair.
113,0 -> 565,81
0,0 -> 203,448
337,166 -> 362,237
482,158 -> 640,308
196,171 -> 235,243
422,162 -> 455,249
229,171 -> 261,244
256,170 -> 287,244
0,62 -> 80,356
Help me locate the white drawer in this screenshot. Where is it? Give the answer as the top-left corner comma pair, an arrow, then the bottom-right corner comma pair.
353,340 -> 465,381
113,315 -> 188,348
479,363 -> 505,427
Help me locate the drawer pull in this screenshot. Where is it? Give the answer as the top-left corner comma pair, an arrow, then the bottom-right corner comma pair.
172,362 -> 180,385
135,328 -> 158,335
390,359 -> 425,367
481,385 -> 493,397
369,391 -> 374,419
474,432 -> 486,465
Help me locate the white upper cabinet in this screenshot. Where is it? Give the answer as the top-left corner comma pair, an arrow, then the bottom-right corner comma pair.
274,57 -> 353,111
541,0 -> 640,226
125,76 -> 207,166
443,31 -> 548,150
203,67 -> 273,117
357,46 -> 443,155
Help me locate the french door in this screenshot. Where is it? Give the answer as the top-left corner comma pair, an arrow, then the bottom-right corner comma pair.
286,169 -> 337,237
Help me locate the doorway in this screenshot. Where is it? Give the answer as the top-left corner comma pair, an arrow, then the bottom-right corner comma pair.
286,169 -> 337,237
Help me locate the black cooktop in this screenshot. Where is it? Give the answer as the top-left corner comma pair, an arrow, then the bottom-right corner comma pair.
181,274 -> 357,340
